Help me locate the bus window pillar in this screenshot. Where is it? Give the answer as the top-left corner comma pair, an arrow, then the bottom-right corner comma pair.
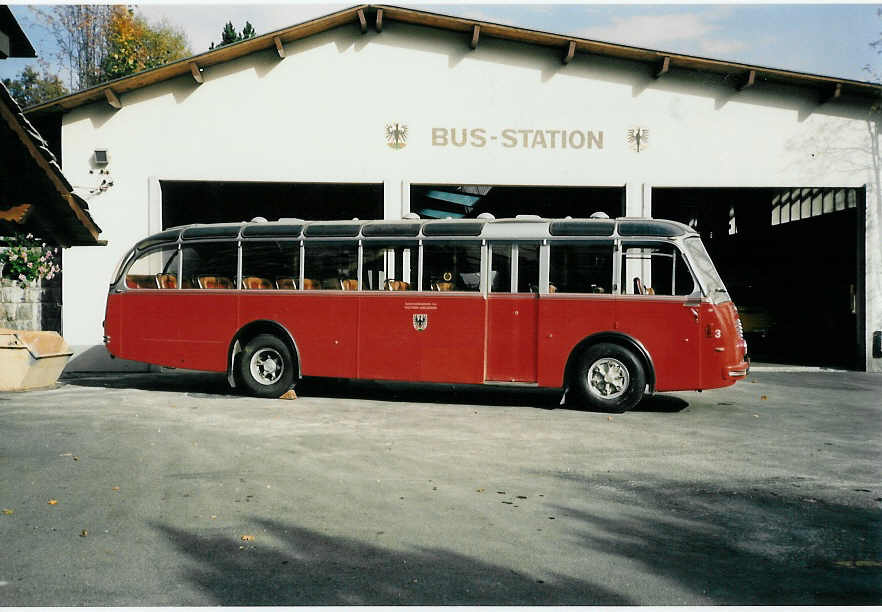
625,182 -> 653,291
539,241 -> 550,293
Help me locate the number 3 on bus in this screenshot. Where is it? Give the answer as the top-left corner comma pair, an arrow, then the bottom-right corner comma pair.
103,215 -> 749,412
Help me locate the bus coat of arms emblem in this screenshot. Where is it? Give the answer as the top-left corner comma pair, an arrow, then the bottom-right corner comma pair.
413,313 -> 428,331
386,123 -> 408,150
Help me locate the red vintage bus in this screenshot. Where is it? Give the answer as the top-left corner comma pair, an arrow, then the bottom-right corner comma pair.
103,215 -> 748,411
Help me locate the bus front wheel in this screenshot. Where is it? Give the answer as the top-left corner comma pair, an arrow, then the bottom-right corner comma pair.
570,343 -> 645,413
238,334 -> 295,398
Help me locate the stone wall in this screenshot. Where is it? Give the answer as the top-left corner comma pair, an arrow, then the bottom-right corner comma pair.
0,276 -> 62,333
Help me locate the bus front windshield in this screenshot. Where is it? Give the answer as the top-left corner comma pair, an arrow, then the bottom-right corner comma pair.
683,237 -> 730,303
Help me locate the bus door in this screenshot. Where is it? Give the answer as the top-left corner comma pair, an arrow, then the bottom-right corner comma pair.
617,241 -> 702,391
486,242 -> 540,382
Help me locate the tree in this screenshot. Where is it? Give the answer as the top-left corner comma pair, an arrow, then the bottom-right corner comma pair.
209,21 -> 257,50
37,5 -> 113,90
101,6 -> 191,81
2,65 -> 69,108
36,5 -> 191,91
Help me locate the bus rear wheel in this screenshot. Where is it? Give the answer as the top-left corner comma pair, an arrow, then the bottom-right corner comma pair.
238,334 -> 295,398
570,343 -> 645,413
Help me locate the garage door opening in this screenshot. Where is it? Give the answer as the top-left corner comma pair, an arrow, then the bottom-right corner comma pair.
653,187 -> 864,369
410,185 -> 623,219
160,181 -> 384,229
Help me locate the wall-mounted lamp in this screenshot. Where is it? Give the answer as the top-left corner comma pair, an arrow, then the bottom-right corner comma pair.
93,149 -> 109,165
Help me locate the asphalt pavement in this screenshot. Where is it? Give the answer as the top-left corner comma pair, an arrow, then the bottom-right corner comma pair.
0,366 -> 880,605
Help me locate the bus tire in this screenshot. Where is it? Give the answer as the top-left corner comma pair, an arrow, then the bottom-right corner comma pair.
570,343 -> 645,413
238,334 -> 295,398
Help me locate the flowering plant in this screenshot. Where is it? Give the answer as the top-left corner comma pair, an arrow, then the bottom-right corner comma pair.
0,233 -> 60,288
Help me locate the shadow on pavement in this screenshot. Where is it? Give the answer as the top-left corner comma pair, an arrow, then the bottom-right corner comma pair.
61,372 -> 688,413
547,473 -> 882,605
151,519 -> 631,605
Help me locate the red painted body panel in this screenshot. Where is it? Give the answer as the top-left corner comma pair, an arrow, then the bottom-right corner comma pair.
104,289 -> 748,392
356,293 -> 485,383
486,294 -> 538,382
615,295 -> 701,392
699,301 -> 749,390
108,291 -> 236,372
536,295 -> 616,387
237,292 -> 358,378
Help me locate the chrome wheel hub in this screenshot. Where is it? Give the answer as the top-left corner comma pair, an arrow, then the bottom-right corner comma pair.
250,348 -> 284,385
587,357 -> 629,400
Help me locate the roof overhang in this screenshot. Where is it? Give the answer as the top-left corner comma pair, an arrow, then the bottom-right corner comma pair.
0,6 -> 36,58
1,83 -> 103,247
25,3 -> 882,117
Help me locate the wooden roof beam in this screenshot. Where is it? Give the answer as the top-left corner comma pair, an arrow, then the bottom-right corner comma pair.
376,8 -> 383,33
563,40 -> 575,65
821,83 -> 842,105
357,8 -> 367,33
104,88 -> 121,109
737,69 -> 756,91
189,62 -> 204,84
655,56 -> 670,79
273,36 -> 285,58
470,24 -> 480,50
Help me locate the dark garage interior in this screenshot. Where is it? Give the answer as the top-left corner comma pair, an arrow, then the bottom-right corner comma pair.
161,181 -> 384,229
411,185 -> 624,220
653,187 -> 864,369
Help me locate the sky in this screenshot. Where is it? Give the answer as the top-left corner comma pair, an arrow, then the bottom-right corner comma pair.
2,2 -> 881,88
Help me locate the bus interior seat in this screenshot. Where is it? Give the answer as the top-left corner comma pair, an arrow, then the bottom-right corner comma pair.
243,276 -> 273,290
384,279 -> 409,291
549,284 -> 557,293
276,277 -> 297,290
633,277 -> 644,295
432,281 -> 454,291
340,279 -> 358,291
126,274 -> 158,289
197,275 -> 234,289
302,278 -> 317,290
156,273 -> 177,289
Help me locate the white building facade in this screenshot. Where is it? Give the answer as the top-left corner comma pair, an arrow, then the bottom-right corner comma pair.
28,6 -> 881,372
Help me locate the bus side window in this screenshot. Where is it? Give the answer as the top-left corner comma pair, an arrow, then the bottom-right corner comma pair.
621,243 -> 696,296
517,243 -> 539,293
181,242 -> 238,290
490,243 -> 539,293
242,241 -> 300,290
303,242 -> 358,290
423,240 -> 482,292
490,244 -> 512,292
362,242 -> 417,291
549,241 -> 613,294
125,246 -> 178,289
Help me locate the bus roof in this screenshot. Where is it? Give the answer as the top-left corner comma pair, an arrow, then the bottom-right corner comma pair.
137,216 -> 697,250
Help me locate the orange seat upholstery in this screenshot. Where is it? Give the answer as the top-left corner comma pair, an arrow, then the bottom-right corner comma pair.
340,279 -> 358,291
197,275 -> 234,289
276,277 -> 297,290
126,274 -> 157,289
432,281 -> 454,291
156,273 -> 177,289
384,279 -> 410,291
243,276 -> 273,290
302,278 -> 318,290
